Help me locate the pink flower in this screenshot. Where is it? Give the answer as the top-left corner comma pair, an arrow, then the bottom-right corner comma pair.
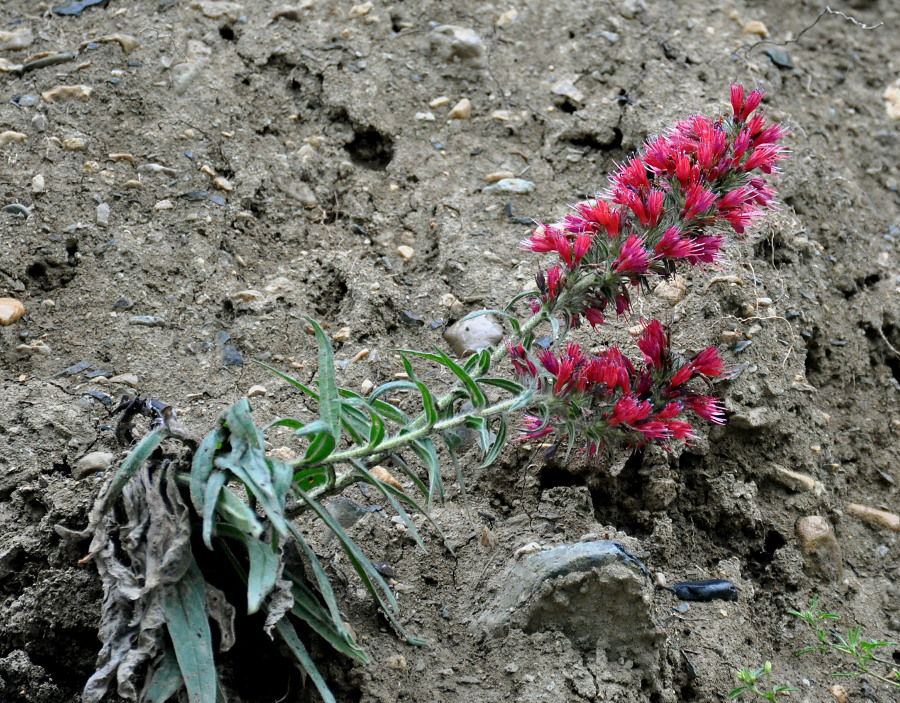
691,347 -> 724,377
730,84 -> 745,120
687,395 -> 725,424
608,395 -> 652,427
614,156 -> 651,192
637,319 -> 668,369
614,235 -> 650,274
682,183 -> 717,220
573,199 -> 623,237
583,306 -> 605,328
657,401 -> 683,420
520,415 -> 554,440
655,226 -> 697,259
546,265 -> 563,297
538,349 -> 560,375
507,342 -> 538,377
572,232 -> 592,266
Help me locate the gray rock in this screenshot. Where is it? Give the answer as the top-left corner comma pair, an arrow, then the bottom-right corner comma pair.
73,451 -> 114,480
796,516 -> 843,582
96,202 -> 110,228
429,25 -> 485,63
443,314 -> 504,357
472,541 -> 651,637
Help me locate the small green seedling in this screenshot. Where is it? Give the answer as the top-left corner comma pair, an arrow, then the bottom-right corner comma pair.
729,661 -> 797,700
789,596 -> 900,689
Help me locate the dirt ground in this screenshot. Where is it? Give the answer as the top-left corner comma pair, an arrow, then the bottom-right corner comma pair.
2,0 -> 900,701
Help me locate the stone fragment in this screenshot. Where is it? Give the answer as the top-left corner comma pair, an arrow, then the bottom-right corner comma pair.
84,34 -> 140,54
16,341 -> 51,355
360,379 -> 374,395
482,178 -> 534,195
30,174 -> 45,194
0,298 -> 26,326
829,685 -> 847,703
272,2 -> 313,20
74,451 -> 114,480
0,131 -> 27,149
397,245 -> 415,260
769,464 -> 824,495
729,407 -> 771,429
63,137 -> 86,151
41,85 -> 92,102
371,466 -> 403,492
884,79 -> 900,121
846,503 -> 900,531
212,176 -> 233,191
385,655 -> 407,671
231,290 -> 264,303
496,8 -> 517,27
429,96 -> 450,108
332,327 -> 351,343
430,25 -> 485,62
154,199 -> 174,210
449,98 -> 472,119
0,58 -> 23,72
443,315 -> 504,357
96,203 -> 110,227
247,385 -> 267,398
189,0 -> 243,22
108,153 -> 134,163
415,111 -> 435,121
551,78 -> 584,104
742,20 -> 768,37
348,1 -> 372,18
0,28 -> 33,51
653,275 -> 687,305
796,516 -> 843,582
484,170 -> 515,183
109,373 -> 139,388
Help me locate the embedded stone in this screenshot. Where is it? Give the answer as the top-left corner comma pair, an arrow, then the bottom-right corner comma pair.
0,298 -> 26,325
443,315 -> 504,357
796,516 -> 842,582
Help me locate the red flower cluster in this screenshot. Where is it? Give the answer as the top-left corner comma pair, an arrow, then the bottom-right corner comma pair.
521,84 -> 789,327
508,320 -> 725,452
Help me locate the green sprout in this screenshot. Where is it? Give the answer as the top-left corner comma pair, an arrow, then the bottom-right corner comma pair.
789,596 -> 900,689
729,661 -> 797,700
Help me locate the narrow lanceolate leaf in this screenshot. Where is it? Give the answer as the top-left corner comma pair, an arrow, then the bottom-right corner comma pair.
477,377 -> 525,395
202,471 -> 228,549
213,484 -> 264,544
163,558 -> 217,703
442,434 -> 470,523
387,454 -> 428,498
479,416 -> 507,469
292,484 -> 424,645
463,348 -> 491,378
408,437 -> 443,505
245,538 -> 280,614
101,429 -> 165,512
191,427 -> 225,514
504,289 -> 539,311
288,576 -> 368,662
401,349 -> 487,409
366,410 -> 385,450
350,459 -> 427,551
465,416 -> 492,453
283,521 -> 347,634
400,355 -> 438,427
304,316 -> 341,443
253,361 -> 318,400
272,616 -> 337,703
141,645 -> 183,703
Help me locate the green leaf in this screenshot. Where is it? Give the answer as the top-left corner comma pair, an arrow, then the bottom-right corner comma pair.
288,577 -> 368,663
368,380 -> 419,401
504,289 -> 539,312
272,616 -> 337,703
293,464 -> 334,492
400,355 -> 438,427
350,459 -> 427,551
224,398 -> 264,450
401,349 -> 487,409
245,538 -> 280,615
366,410 -> 385,450
263,417 -> 304,431
101,429 -> 165,513
202,471 -> 227,549
479,416 -> 507,469
727,686 -> 747,698
477,377 -> 525,394
387,454 -> 428,498
142,645 -> 183,703
304,317 -> 341,444
214,484 -> 264,543
291,484 -> 423,645
409,437 -> 443,505
301,431 -> 336,465
191,427 -> 224,514
254,361 -> 318,400
442,436 -> 470,524
283,522 -> 345,634
163,557 -> 217,703
465,416 -> 491,453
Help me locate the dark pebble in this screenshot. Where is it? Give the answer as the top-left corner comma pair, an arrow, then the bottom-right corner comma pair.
52,0 -> 105,15
85,369 -> 113,378
82,390 -> 113,405
734,339 -> 753,352
114,297 -> 135,310
401,310 -> 425,326
55,361 -> 92,377
208,194 -> 226,206
129,315 -> 166,327
179,190 -> 209,201
764,49 -> 794,69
